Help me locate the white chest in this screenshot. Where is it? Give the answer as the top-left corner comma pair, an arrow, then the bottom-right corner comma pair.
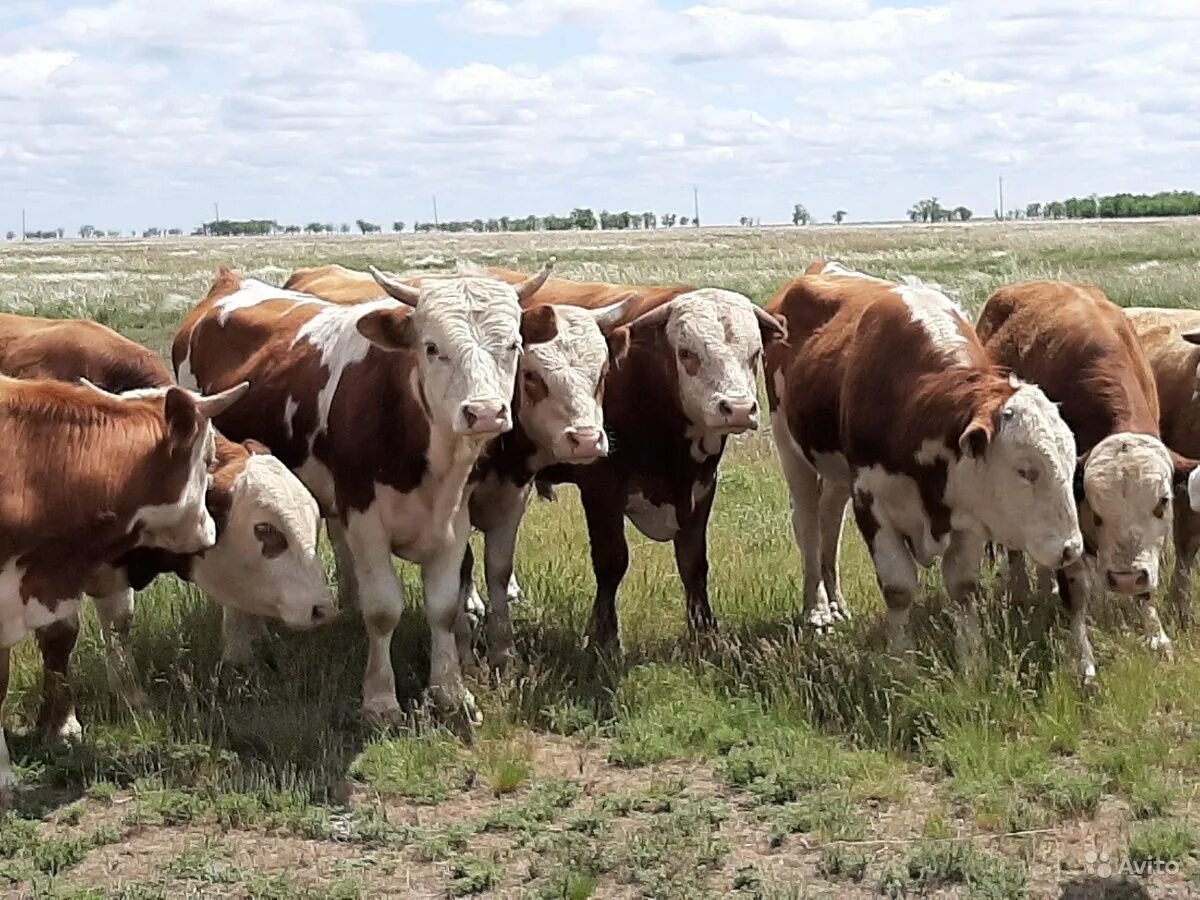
855,466 -> 949,567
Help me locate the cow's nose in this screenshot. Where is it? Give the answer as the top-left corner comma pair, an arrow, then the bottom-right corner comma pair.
312,604 -> 338,626
461,401 -> 510,435
565,428 -> 606,459
1060,538 -> 1083,568
1106,568 -> 1150,594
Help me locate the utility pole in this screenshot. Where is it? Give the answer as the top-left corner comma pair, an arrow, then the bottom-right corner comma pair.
693,185 -> 700,226
21,208 -> 26,241
432,195 -> 440,230
997,176 -> 1005,220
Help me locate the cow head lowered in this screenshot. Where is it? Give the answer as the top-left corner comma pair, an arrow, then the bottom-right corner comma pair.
516,299 -> 634,462
367,262 -> 554,437
85,380 -> 250,554
958,381 -> 1084,572
1075,434 -> 1200,594
190,439 -> 335,629
629,289 -> 786,435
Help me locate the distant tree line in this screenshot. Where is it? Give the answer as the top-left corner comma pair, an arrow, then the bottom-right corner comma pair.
1021,191 -> 1200,220
409,208 -> 684,234
907,197 -> 972,222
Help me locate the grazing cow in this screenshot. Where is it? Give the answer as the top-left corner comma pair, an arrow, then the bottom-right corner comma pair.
977,283 -> 1200,676
765,263 -> 1082,669
0,374 -> 244,786
483,267 -> 786,645
0,312 -> 334,728
174,264 -> 553,723
1122,308 -> 1200,623
304,265 -> 634,669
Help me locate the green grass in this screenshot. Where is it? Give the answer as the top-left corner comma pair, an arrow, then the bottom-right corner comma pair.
5,222 -> 1200,894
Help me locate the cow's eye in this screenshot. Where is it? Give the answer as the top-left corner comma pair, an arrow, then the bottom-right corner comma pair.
1016,466 -> 1038,484
425,342 -> 439,358
749,350 -> 761,368
1154,496 -> 1170,518
254,522 -> 288,558
677,348 -> 697,364
508,341 -> 521,354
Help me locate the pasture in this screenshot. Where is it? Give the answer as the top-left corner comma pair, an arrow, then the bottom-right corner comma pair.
2,221 -> 1200,898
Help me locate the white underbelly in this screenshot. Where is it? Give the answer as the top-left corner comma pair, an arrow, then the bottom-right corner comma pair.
626,492 -> 680,541
0,561 -> 80,648
855,466 -> 949,566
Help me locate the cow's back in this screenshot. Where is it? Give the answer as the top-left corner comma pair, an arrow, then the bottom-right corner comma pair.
487,267 -> 690,324
978,282 -> 1161,451
0,313 -> 172,390
285,264 -> 384,304
1127,308 -> 1200,458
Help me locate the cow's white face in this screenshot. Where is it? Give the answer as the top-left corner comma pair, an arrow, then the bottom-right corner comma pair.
413,277 -> 523,437
663,289 -> 770,435
518,306 -> 620,463
190,454 -> 336,628
1080,433 -> 1174,594
966,384 -> 1083,570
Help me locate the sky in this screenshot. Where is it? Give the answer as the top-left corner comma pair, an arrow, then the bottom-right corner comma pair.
2,0 -> 1198,232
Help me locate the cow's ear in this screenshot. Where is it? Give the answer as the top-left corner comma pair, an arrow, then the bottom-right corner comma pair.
607,326 -> 631,367
243,438 -> 272,456
520,305 -> 558,345
164,387 -> 202,453
959,414 -> 994,458
357,308 -> 415,352
1170,450 -> 1200,511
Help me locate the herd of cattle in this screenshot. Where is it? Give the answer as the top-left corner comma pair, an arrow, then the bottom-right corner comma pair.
3,256 -> 1200,787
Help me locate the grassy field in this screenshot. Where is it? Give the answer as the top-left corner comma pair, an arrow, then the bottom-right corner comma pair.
3,221 -> 1200,898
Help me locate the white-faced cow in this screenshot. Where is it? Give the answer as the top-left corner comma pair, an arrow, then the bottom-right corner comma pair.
0,312 -> 334,739
173,264 -> 553,724
765,262 -> 1082,671
0,373 -> 245,787
977,283 -> 1200,678
293,264 -> 634,669
1126,307 -> 1200,622
482,267 -> 786,645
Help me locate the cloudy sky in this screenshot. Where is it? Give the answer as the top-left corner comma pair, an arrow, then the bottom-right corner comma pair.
2,0 -> 1197,232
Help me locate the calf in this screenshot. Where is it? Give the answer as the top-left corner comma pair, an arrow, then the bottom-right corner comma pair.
978,283 -> 1200,677
765,263 -> 1082,669
0,312 -> 334,730
1122,308 -> 1200,623
174,264 -> 552,723
485,267 -> 785,645
0,375 -> 243,786
323,266 -> 634,669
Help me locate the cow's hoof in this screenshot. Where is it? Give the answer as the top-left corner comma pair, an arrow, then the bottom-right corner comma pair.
361,696 -> 404,728
828,600 -> 851,622
1146,635 -> 1174,661
464,587 -> 486,624
804,605 -> 834,632
53,713 -> 83,744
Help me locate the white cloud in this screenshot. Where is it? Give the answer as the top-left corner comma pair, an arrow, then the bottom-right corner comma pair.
2,0 -> 1198,228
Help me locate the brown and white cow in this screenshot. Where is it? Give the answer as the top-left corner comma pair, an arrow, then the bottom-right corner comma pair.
0,374 -> 245,786
483,267 -> 785,645
977,283 -> 1200,677
765,262 -> 1082,669
0,312 -> 334,727
300,264 -> 634,669
1121,308 -> 1200,624
174,264 -> 553,723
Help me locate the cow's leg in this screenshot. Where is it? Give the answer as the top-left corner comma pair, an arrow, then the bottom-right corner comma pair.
818,480 -> 852,622
328,518 -> 360,610
675,480 -> 717,633
482,490 -> 528,670
459,543 -> 485,629
772,418 -> 830,627
1059,561 -> 1098,686
942,529 -> 988,674
345,509 -> 406,724
90,579 -> 149,710
1167,506 -> 1199,627
581,485 -> 629,647
423,506 -> 479,724
219,609 -> 272,668
0,648 -> 13,792
1138,593 -> 1173,659
854,500 -> 919,656
35,616 -> 81,742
